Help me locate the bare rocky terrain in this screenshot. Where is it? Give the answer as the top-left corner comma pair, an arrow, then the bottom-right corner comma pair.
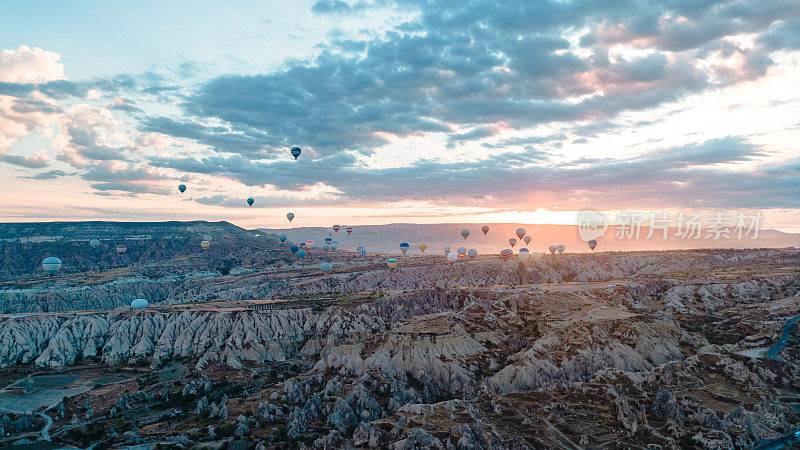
0,221 -> 798,449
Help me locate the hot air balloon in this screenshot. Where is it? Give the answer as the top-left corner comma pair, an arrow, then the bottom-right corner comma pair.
131,298 -> 149,310
509,238 -> 517,247
201,240 -> 210,250
447,252 -> 458,264
481,225 -> 489,235
299,242 -> 307,250
516,228 -> 526,240
467,249 -> 477,259
345,226 -> 353,235
116,244 -> 127,255
41,257 -> 62,275
357,247 -> 366,256
500,249 -> 513,261
327,228 -> 334,236
588,239 -> 598,250
89,239 -> 100,248
323,244 -> 331,251
279,234 -> 287,245
418,243 -> 427,253
287,213 -> 295,222
457,247 -> 467,257
399,242 -> 410,255
387,258 -> 398,269
523,236 -> 531,246
530,251 -> 542,261
549,245 -> 557,254
330,241 -> 338,251
305,240 -> 314,248
204,234 -> 212,242
291,147 -> 302,159
461,229 -> 470,240
557,244 -> 565,254
518,248 -> 530,261
325,237 -> 333,245
178,184 -> 186,194
297,249 -> 307,259
320,262 -> 332,274
246,198 -> 254,207
443,246 -> 451,255
290,244 -> 299,254
333,225 -> 340,233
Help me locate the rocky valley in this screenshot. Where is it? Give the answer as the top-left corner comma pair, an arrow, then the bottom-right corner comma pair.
0,221 -> 798,449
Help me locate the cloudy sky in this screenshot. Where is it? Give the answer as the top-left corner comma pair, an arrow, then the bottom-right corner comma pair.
1,0 -> 799,231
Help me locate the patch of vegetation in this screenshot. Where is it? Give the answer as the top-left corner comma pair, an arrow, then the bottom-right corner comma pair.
138,371 -> 160,388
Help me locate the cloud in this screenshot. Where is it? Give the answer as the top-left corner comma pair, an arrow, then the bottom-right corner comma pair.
1,149 -> 49,168
0,45 -> 64,84
141,0 -> 797,163
108,96 -> 143,113
54,104 -> 130,168
145,136 -> 800,209
22,169 -> 71,180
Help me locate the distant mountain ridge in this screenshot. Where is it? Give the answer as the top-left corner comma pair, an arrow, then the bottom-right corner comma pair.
261,222 -> 800,255
0,220 -> 244,241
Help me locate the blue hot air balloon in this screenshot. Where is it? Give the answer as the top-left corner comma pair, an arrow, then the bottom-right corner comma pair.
246,198 -> 254,207
279,234 -> 287,245
324,237 -> 333,245
320,262 -> 332,274
42,257 -> 62,275
291,147 -> 302,159
290,244 -> 299,254
399,242 -> 410,256
131,298 -> 149,310
297,249 -> 307,259
178,184 -> 186,194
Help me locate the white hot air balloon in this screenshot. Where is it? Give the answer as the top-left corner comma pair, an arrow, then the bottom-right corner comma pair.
447,252 -> 458,264
41,257 -> 62,275
518,248 -> 530,261
131,298 -> 149,310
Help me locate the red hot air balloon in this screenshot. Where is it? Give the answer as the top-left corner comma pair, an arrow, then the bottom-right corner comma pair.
345,226 -> 353,234
481,225 -> 489,235
509,238 -> 517,247
332,224 -> 340,233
